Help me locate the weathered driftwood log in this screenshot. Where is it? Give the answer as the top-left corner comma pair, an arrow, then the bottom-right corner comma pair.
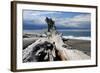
23,39 -> 62,62
23,32 -> 90,63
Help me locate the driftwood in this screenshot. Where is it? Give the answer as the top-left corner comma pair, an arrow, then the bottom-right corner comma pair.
23,32 -> 90,62
23,37 -> 65,62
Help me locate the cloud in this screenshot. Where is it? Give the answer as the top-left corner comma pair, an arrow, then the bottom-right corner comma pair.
23,10 -> 91,29
55,14 -> 91,28
31,11 -> 57,16
23,10 -> 58,20
23,10 -> 60,25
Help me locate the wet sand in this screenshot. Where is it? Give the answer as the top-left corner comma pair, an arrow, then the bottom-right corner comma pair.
64,39 -> 91,56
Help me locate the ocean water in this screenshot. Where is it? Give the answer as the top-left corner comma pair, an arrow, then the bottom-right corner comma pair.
57,30 -> 91,37
24,29 -> 91,40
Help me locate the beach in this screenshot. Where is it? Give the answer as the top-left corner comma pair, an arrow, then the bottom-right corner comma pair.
23,33 -> 91,56
23,38 -> 91,56
64,39 -> 91,56
23,32 -> 91,62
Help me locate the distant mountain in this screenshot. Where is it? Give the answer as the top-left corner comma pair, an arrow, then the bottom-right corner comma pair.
23,23 -> 90,30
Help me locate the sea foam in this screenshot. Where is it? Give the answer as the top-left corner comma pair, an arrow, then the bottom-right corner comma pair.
62,36 -> 91,41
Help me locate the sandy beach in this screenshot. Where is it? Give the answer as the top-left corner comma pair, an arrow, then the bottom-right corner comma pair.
22,31 -> 91,62
64,39 -> 91,56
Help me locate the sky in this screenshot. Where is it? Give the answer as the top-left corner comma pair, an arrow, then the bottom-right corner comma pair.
23,10 -> 91,30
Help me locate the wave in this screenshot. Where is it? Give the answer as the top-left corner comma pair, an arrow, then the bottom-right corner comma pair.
62,36 -> 91,41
